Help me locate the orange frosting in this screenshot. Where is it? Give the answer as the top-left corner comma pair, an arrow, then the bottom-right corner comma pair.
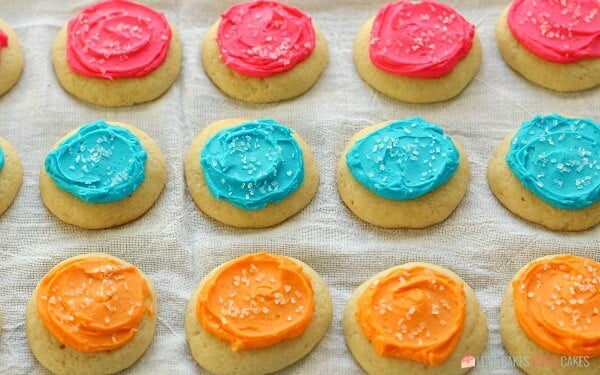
196,252 -> 314,350
356,265 -> 466,365
36,255 -> 153,353
513,254 -> 600,357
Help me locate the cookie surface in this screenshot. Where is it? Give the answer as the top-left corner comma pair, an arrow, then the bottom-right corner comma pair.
343,262 -> 487,375
353,2 -> 482,104
337,120 -> 470,229
496,5 -> 600,92
201,3 -> 328,104
185,118 -> 319,228
0,137 -> 23,217
500,254 -> 600,375
26,253 -> 157,375
52,1 -> 182,107
0,19 -> 24,96
185,252 -> 333,375
40,121 -> 167,229
488,128 -> 600,232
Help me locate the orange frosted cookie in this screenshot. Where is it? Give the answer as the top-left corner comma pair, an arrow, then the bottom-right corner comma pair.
26,254 -> 157,374
185,252 -> 332,374
500,254 -> 600,375
343,262 -> 487,375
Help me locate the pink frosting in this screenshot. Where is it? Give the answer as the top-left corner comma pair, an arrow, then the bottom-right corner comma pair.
216,0 -> 316,78
507,0 -> 600,63
0,29 -> 8,50
66,0 -> 172,79
369,0 -> 475,79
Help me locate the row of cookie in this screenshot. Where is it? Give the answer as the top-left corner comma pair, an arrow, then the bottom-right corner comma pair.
17,251 -> 600,374
1,114 -> 598,231
1,0 -> 598,106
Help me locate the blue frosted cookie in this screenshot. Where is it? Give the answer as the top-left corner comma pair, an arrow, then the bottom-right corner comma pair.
338,117 -> 470,228
40,120 -> 167,229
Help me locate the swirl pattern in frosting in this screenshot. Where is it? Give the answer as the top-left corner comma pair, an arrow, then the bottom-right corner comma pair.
507,0 -> 600,63
200,118 -> 304,210
216,0 -> 316,78
346,117 -> 460,200
45,120 -> 147,203
506,114 -> 600,210
66,0 -> 172,79
369,0 -> 475,78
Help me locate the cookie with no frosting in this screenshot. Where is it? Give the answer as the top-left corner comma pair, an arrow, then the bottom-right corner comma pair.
0,19 -> 23,96
201,0 -> 328,103
488,114 -> 600,231
52,0 -> 182,106
500,254 -> 600,375
40,120 -> 167,229
0,137 -> 23,217
26,253 -> 157,375
337,118 -> 470,228
496,0 -> 600,92
354,0 -> 482,103
343,262 -> 487,375
185,252 -> 332,375
185,118 -> 319,228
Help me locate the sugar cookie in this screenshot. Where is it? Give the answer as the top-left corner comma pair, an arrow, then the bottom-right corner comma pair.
26,253 -> 157,375
338,118 -> 470,228
500,254 -> 600,375
343,262 -> 487,375
185,118 -> 319,228
0,137 -> 23,217
185,252 -> 333,375
0,19 -> 23,96
496,0 -> 600,92
40,120 -> 167,229
52,0 -> 182,106
488,114 -> 600,231
354,0 -> 482,103
201,0 -> 328,103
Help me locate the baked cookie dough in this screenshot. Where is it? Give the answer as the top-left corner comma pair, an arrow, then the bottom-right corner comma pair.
496,0 -> 600,92
0,137 -> 23,217
500,254 -> 600,375
0,19 -> 23,96
53,0 -> 182,107
343,262 -> 487,375
337,118 -> 470,228
354,0 -> 482,103
488,114 -> 600,231
26,253 -> 157,375
40,120 -> 167,229
185,118 -> 319,228
201,0 -> 328,103
185,252 -> 333,375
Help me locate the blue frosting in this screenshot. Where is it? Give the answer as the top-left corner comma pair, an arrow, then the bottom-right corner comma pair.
200,118 -> 304,210
0,145 -> 4,171
346,117 -> 460,200
506,114 -> 600,210
45,120 -> 148,203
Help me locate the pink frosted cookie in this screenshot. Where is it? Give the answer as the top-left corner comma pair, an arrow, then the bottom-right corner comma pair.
496,0 -> 600,91
52,0 -> 182,106
201,0 -> 328,103
0,19 -> 24,96
354,0 -> 482,103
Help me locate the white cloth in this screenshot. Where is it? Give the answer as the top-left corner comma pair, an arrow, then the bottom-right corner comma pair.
0,0 -> 598,374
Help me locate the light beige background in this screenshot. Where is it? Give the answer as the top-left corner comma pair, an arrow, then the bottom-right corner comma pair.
0,1 -> 597,374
